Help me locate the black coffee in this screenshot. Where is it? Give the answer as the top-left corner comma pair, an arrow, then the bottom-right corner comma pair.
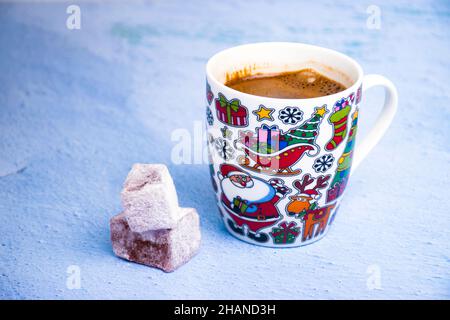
225,68 -> 347,99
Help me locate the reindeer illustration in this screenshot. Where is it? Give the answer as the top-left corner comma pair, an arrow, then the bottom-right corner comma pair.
286,174 -> 331,217
302,203 -> 336,242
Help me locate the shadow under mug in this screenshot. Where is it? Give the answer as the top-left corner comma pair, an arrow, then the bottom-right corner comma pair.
205,42 -> 398,247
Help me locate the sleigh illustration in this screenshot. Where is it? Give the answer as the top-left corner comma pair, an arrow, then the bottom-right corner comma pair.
237,143 -> 316,175
235,124 -> 319,176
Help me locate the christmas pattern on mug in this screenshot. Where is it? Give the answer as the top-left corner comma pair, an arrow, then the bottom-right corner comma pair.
207,86 -> 361,246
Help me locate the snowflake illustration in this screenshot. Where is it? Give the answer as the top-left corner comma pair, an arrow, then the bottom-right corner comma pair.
214,138 -> 235,160
278,107 -> 303,125
206,107 -> 214,126
313,154 -> 335,173
207,133 -> 215,146
206,82 -> 214,105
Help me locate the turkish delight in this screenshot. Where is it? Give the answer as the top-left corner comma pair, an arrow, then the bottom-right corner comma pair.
110,163 -> 201,272
110,208 -> 200,272
121,164 -> 181,232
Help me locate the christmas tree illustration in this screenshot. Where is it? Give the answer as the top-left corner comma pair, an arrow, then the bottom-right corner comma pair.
284,105 -> 328,148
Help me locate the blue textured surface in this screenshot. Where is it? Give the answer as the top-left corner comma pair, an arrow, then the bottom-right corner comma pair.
0,1 -> 449,299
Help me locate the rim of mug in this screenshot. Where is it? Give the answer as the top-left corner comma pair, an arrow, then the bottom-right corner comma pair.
206,42 -> 364,103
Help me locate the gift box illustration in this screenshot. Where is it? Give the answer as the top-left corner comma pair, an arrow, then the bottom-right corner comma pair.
232,196 -> 249,214
215,93 -> 248,127
270,222 -> 300,244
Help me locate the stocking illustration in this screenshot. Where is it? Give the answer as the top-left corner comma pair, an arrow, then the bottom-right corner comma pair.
325,94 -> 354,151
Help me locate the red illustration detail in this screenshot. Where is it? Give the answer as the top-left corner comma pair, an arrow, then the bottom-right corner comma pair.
326,109 -> 359,203
286,174 -> 330,217
325,93 -> 354,151
215,93 -> 248,127
235,107 -> 327,176
218,164 -> 290,243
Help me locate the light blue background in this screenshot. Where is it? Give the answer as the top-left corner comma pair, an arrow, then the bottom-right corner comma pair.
0,0 -> 449,299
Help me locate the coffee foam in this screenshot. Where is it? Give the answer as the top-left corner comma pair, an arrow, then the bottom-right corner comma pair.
226,68 -> 347,99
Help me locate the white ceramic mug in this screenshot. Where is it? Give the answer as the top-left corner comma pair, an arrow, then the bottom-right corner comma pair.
205,42 -> 398,247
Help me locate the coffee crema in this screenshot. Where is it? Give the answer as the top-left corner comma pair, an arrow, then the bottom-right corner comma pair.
225,68 -> 347,99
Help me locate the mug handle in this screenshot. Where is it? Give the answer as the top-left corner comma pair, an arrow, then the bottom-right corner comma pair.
351,74 -> 398,174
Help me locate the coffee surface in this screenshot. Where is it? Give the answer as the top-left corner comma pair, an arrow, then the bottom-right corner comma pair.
225,68 -> 347,99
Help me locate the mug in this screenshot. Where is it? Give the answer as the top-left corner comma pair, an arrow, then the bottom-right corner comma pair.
205,42 -> 398,247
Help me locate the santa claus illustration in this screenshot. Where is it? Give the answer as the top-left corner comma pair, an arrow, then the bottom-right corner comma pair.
218,164 -> 290,242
